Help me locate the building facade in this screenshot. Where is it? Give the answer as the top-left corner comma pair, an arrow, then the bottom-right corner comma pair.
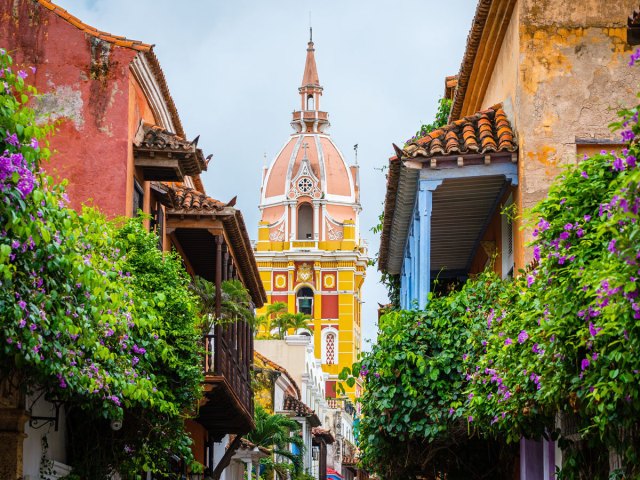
379,0 -> 639,478
255,36 -> 367,403
0,2 -> 265,479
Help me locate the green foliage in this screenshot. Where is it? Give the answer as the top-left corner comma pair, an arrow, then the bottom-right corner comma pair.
0,50 -> 202,478
256,302 -> 310,339
349,271 -> 516,478
247,405 -> 305,477
191,276 -> 256,330
404,97 -> 452,146
357,52 -> 640,479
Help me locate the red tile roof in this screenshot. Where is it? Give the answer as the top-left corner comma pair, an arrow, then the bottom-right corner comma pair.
254,351 -> 302,400
402,104 -> 517,159
283,394 -> 321,427
134,123 -> 208,177
159,184 -> 227,212
378,105 -> 517,274
312,427 -> 335,444
36,0 -> 152,51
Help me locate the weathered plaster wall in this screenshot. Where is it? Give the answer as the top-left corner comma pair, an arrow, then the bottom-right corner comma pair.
482,4 -> 520,113
512,0 -> 638,265
0,1 -> 136,217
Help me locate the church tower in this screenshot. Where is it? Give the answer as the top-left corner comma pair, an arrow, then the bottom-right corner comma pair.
256,34 -> 367,402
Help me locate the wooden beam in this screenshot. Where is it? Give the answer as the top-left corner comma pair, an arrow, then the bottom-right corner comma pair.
168,232 -> 196,277
211,434 -> 243,480
215,235 -> 222,319
165,217 -> 224,230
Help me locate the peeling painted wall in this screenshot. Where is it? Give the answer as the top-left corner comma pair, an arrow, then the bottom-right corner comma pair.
477,0 -> 638,268
0,0 -> 140,217
516,0 -> 638,213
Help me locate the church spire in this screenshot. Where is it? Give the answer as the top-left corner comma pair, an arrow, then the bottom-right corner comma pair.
301,29 -> 319,87
293,34 -> 329,134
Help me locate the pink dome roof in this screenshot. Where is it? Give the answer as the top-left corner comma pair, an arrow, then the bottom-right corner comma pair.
262,134 -> 354,201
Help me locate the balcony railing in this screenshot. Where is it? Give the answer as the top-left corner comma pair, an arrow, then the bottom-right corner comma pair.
203,320 -> 253,419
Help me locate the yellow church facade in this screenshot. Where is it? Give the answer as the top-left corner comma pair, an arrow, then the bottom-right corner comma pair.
255,36 -> 367,402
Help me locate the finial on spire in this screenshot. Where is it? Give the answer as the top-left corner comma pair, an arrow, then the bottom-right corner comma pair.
309,11 -> 313,42
353,144 -> 359,165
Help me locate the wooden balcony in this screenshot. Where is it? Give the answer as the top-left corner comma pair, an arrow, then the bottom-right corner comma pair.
199,325 -> 254,440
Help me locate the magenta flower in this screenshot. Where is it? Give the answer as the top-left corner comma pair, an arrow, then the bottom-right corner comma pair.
30,138 -> 38,149
504,337 -> 513,346
17,70 -> 27,79
608,239 -> 617,253
581,358 -> 590,371
581,171 -> 589,179
588,322 -> 602,337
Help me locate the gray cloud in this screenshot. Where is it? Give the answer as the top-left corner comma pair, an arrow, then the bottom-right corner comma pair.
55,0 -> 477,350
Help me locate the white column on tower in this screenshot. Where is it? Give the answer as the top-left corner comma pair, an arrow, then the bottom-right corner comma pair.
313,201 -> 320,241
290,201 -> 297,241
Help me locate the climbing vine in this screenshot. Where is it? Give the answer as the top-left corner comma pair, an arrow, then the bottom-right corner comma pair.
0,50 -> 203,478
355,50 -> 640,479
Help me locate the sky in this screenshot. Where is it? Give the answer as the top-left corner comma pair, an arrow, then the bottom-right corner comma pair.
56,0 -> 477,349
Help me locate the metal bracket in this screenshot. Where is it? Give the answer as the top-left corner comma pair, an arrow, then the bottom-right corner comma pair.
27,390 -> 63,431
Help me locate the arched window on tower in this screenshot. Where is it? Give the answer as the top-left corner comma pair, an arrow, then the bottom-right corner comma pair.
307,94 -> 315,110
297,203 -> 313,239
297,287 -> 314,316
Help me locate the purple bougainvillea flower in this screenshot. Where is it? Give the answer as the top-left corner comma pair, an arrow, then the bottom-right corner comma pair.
581,358 -> 590,371
627,155 -> 637,168
613,156 -> 626,171
468,416 -> 473,423
533,245 -> 541,262
17,70 -> 27,79
449,408 -> 455,415
504,337 -> 513,346
588,322 -> 602,337
559,232 -> 570,240
608,239 -> 617,253
4,133 -> 19,146
581,171 -> 589,179
517,330 -> 529,344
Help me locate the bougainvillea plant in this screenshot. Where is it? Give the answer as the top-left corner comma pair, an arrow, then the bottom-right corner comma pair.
0,50 -> 203,478
355,48 -> 640,479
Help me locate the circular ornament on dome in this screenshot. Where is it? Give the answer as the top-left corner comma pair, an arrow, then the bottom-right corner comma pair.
298,177 -> 313,194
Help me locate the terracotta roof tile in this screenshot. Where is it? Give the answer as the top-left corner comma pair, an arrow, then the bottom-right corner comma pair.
283,394 -> 321,427
254,351 -> 302,400
403,105 -> 516,159
312,427 -> 335,444
163,185 -> 226,212
379,105 -> 518,273
37,0 -> 152,51
134,123 -> 208,177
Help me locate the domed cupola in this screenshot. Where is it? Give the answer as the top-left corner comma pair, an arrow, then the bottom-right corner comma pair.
259,33 -> 361,245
